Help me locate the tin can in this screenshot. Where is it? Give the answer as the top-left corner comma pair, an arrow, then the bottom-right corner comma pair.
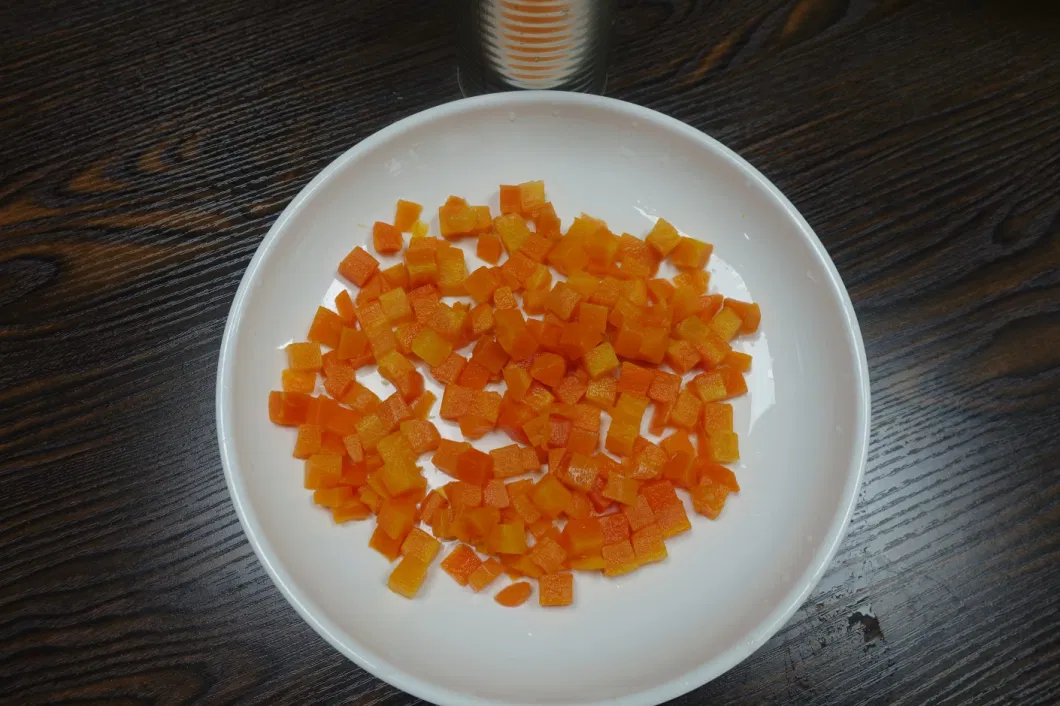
458,0 -> 616,96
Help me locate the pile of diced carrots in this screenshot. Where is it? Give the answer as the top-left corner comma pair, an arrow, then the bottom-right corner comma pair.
268,181 -> 761,608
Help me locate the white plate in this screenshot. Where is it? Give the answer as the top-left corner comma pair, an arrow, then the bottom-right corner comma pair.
216,92 -> 870,706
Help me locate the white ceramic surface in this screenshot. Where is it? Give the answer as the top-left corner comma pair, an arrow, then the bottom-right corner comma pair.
216,92 -> 870,706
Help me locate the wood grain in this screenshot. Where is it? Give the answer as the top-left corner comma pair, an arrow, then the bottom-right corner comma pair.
1,0 -> 1058,703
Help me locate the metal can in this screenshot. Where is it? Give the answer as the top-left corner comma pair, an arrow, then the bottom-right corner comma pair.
458,0 -> 616,96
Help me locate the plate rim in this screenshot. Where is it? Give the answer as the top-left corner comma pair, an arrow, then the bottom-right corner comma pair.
215,90 -> 871,706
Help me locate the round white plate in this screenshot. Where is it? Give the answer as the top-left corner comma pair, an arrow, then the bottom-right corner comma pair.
216,91 -> 870,706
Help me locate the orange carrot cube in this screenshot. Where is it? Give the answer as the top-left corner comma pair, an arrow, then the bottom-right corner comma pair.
293,424 -> 322,459
335,288 -> 357,324
307,307 -> 344,348
427,303 -> 468,342
494,213 -> 531,253
631,523 -> 667,565
690,371 -> 727,403
445,482 -> 484,514
546,282 -> 582,321
700,462 -> 740,492
440,384 -> 474,420
304,453 -> 342,491
659,430 -> 693,459
583,342 -> 619,378
562,517 -> 604,557
638,327 -> 669,365
387,556 -> 429,598
598,514 -> 630,546
617,362 -> 653,396
489,444 -> 526,479
401,527 -> 441,563
669,390 -> 702,430
470,337 -> 509,374
398,419 -> 440,455
723,298 -> 761,334
432,439 -> 470,476
394,199 -> 422,232
654,499 -> 692,538
378,287 -> 413,324
499,184 -> 522,215
468,558 -> 505,592
377,499 -> 417,541
286,341 -> 323,372
584,376 -> 617,409
640,479 -> 681,512
529,536 -> 568,574
370,525 -> 403,561
539,571 -> 573,607
416,492 -> 448,528
477,232 -> 503,264
669,237 -> 712,269
331,499 -> 372,523
531,474 -> 572,518
602,540 -> 639,577
704,430 -> 740,463
489,522 -> 529,555
484,479 -> 511,509
691,476 -> 731,520
455,447 -> 493,485
281,368 -> 316,394
339,246 -> 379,287
518,180 -> 546,215
410,327 -> 452,367
437,248 -> 469,297
719,366 -> 749,398
441,544 -> 482,585
530,352 -> 566,388
701,402 -> 734,433
458,362 -> 491,391
373,221 -> 404,255
622,495 -> 656,531
645,217 -> 681,256
612,393 -> 649,427
557,451 -> 596,491
467,303 -> 494,337
709,306 -> 744,342
430,352 -> 467,386
602,474 -> 640,506
666,339 -> 700,374
723,351 -> 753,372
604,422 -> 638,457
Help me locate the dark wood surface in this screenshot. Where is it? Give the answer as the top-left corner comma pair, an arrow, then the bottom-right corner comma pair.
2,0 -> 1058,703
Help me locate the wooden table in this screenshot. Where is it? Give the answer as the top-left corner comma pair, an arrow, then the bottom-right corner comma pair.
2,0 -> 1058,703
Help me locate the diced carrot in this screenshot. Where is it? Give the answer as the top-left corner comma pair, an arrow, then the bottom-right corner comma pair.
488,522 -> 529,555
632,523 -> 667,565
477,232 -> 503,264
373,221 -> 404,255
270,390 -> 312,426
338,246 -> 379,287
602,474 -> 640,505
441,544 -> 482,586
468,558 -> 505,592
394,200 -> 423,232
529,536 -> 568,574
602,540 -> 639,577
531,474 -> 573,518
723,298 -> 761,333
616,361 -> 653,396
539,571 -> 573,607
